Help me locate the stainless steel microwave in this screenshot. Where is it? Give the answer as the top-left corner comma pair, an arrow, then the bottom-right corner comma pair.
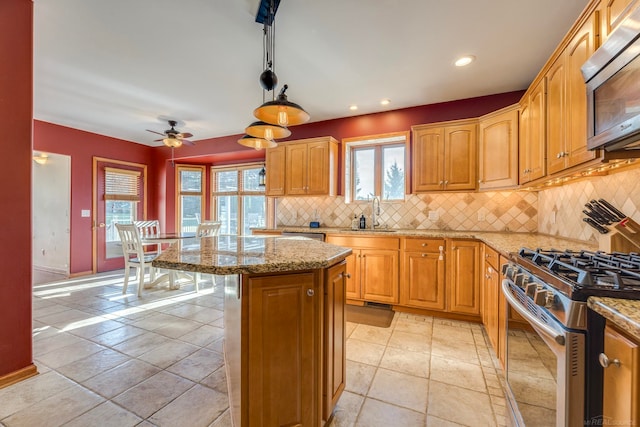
582,5 -> 640,151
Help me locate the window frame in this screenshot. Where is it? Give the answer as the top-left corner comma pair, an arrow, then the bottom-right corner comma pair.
342,131 -> 410,203
175,164 -> 206,233
211,163 -> 266,236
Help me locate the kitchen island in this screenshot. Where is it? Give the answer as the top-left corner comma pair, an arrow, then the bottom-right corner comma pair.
153,235 -> 352,427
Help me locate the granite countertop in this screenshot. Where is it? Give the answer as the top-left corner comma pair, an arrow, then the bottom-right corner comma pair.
588,297 -> 640,341
152,235 -> 352,275
256,227 -> 599,256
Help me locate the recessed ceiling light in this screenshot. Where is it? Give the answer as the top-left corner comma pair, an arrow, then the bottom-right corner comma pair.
380,99 -> 391,106
455,55 -> 475,67
349,105 -> 358,111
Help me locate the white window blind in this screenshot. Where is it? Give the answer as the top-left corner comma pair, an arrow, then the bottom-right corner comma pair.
104,167 -> 141,201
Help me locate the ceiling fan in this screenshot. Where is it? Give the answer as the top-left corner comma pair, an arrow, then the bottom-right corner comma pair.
146,120 -> 195,148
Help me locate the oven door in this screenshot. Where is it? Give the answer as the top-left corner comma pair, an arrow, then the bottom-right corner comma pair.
502,279 -> 586,427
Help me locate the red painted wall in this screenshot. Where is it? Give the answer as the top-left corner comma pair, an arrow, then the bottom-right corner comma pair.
34,121 -> 155,274
0,0 -> 33,378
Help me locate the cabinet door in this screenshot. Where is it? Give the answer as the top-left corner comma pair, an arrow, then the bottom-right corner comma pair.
602,325 -> 639,424
286,143 -> 309,195
483,264 -> 500,352
247,272 -> 320,426
323,261 -> 346,421
361,249 -> 399,304
307,141 -> 330,195
448,240 -> 481,315
546,55 -> 567,175
412,127 -> 445,192
265,145 -> 286,196
401,251 -> 446,310
566,13 -> 597,168
343,251 -> 361,300
599,0 -> 635,43
444,123 -> 477,191
478,107 -> 519,189
528,80 -> 547,182
519,101 -> 531,184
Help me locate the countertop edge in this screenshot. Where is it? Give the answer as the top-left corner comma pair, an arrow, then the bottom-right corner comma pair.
588,296 -> 640,341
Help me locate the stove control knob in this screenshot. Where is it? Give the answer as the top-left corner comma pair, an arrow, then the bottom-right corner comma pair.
515,273 -> 530,287
534,290 -> 553,307
525,283 -> 538,298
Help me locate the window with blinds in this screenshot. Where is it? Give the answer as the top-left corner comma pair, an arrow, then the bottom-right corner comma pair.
104,167 -> 141,201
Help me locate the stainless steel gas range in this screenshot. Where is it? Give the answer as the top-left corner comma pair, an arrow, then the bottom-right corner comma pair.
501,248 -> 640,427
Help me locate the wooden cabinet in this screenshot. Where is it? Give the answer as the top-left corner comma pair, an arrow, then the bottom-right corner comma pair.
601,324 -> 639,425
264,136 -> 338,197
264,144 -> 285,196
325,235 -> 399,304
245,271 -> 321,426
547,13 -> 598,175
411,120 -> 478,192
447,239 -> 481,315
519,80 -> 547,184
400,238 -> 446,311
597,0 -> 636,43
323,261 -> 347,421
482,245 -> 501,353
285,137 -> 338,196
478,105 -> 519,190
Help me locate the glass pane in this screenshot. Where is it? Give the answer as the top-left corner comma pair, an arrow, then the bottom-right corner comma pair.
105,200 -> 137,258
217,170 -> 238,192
353,148 -> 375,200
180,170 -> 202,192
243,168 -> 264,192
242,195 -> 266,235
382,145 -> 405,200
217,195 -> 238,235
181,195 -> 201,233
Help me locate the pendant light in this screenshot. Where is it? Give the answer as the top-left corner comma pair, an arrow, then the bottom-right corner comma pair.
237,134 -> 277,150
254,84 -> 310,127
245,120 -> 291,140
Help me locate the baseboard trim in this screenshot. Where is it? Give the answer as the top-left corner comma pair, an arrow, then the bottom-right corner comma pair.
0,364 -> 38,389
70,270 -> 93,278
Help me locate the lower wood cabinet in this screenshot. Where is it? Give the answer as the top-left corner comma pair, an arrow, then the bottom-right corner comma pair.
448,240 -> 481,315
325,235 -> 400,304
400,238 -> 446,310
225,261 -> 347,426
601,324 -> 639,425
482,245 -> 501,353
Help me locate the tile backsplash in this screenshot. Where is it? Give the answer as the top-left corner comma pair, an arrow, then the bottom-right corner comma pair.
275,166 -> 640,244
276,191 -> 538,232
538,167 -> 640,244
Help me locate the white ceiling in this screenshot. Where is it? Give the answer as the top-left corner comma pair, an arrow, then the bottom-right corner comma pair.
34,0 -> 590,147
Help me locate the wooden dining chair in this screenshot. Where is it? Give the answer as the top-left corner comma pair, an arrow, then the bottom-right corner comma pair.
116,223 -> 157,297
193,221 -> 221,291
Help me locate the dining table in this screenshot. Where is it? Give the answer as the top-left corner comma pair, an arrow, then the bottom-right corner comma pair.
141,232 -> 196,289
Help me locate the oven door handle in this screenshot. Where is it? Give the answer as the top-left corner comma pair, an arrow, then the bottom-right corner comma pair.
501,280 -> 566,346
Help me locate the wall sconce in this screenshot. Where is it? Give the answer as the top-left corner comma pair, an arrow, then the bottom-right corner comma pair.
33,153 -> 49,165
259,165 -> 266,186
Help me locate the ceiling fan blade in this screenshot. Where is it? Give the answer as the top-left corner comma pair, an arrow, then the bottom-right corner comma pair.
182,139 -> 195,146
153,138 -> 164,142
178,132 -> 193,139
146,129 -> 166,136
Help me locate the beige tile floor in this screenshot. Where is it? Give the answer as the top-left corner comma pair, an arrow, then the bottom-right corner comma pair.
0,272 -> 508,427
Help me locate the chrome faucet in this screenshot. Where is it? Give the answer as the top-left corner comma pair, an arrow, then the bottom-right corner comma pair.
370,194 -> 381,229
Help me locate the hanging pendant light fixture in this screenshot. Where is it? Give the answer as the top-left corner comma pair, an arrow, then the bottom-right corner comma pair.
237,0 -> 309,150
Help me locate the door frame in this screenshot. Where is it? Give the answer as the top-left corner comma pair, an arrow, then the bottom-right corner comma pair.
92,156 -> 148,273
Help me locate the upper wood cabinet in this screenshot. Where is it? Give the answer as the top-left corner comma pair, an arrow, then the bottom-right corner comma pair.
478,105 -> 519,190
264,144 -> 285,196
519,80 -> 547,184
264,136 -> 338,197
597,0 -> 636,43
547,12 -> 598,175
412,119 -> 478,192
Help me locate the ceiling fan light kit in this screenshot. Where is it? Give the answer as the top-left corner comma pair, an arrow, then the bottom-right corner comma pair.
237,0 -> 309,150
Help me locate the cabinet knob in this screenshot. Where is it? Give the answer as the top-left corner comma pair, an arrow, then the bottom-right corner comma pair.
421,243 -> 427,247
345,273 -> 351,279
599,352 -> 621,368
422,253 -> 427,257
307,289 -> 315,297
439,180 -> 444,185
444,180 -> 449,186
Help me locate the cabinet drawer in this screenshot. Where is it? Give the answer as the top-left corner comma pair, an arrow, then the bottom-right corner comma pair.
403,238 -> 445,252
326,235 -> 400,250
484,245 -> 499,270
